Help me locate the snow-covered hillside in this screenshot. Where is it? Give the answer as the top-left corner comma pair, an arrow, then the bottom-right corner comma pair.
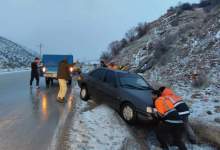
110,2 -> 220,146
0,36 -> 36,69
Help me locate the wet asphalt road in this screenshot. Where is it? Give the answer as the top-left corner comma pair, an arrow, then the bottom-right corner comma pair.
0,71 -> 74,150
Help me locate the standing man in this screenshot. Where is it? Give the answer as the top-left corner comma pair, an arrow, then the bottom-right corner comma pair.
30,57 -> 40,89
72,63 -> 81,87
152,90 -> 187,150
57,58 -> 70,103
100,60 -> 107,68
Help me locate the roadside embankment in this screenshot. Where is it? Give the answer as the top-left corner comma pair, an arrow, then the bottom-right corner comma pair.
190,119 -> 220,148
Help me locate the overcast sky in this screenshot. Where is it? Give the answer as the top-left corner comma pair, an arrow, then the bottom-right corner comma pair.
0,0 -> 199,61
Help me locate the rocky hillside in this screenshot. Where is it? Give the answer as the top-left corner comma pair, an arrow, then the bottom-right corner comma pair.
0,36 -> 36,69
110,2 -> 220,145
111,4 -> 220,98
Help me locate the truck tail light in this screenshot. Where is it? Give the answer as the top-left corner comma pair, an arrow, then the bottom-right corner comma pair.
42,67 -> 46,73
69,67 -> 74,72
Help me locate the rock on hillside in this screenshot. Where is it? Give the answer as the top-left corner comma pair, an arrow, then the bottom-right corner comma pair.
0,36 -> 36,69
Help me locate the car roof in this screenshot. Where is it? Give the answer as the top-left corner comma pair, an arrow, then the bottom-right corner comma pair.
96,67 -> 136,75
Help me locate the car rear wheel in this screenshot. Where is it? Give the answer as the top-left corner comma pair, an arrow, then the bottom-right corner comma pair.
68,79 -> 72,86
80,86 -> 89,101
120,103 -> 137,124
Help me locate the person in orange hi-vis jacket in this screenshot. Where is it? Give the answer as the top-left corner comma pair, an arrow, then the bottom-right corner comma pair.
158,87 -> 197,144
159,87 -> 190,121
152,90 -> 187,150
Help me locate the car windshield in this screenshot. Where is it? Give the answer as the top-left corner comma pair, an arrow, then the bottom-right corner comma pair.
119,73 -> 150,90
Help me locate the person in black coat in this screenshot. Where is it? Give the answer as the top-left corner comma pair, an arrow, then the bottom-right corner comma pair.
30,57 -> 40,88
100,60 -> 107,68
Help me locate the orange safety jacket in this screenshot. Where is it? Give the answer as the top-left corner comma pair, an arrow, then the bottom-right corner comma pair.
161,88 -> 190,117
155,96 -> 183,124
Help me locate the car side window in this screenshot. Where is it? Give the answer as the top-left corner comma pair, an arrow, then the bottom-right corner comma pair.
104,71 -> 116,87
90,69 -> 106,81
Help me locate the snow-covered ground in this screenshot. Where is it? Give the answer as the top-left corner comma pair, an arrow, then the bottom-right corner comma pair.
0,68 -> 30,75
62,87 -> 217,150
175,85 -> 220,126
66,89 -> 135,150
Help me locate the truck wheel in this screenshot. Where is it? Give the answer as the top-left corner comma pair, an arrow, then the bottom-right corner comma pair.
45,78 -> 50,88
80,86 -> 89,101
68,79 -> 72,86
120,103 -> 137,124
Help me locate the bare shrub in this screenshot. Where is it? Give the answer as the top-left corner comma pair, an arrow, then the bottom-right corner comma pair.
180,3 -> 194,11
199,0 -> 211,8
100,51 -> 112,61
159,55 -> 169,66
164,32 -> 179,46
209,0 -> 220,5
168,2 -> 194,15
201,0 -> 220,12
192,70 -> 208,88
152,40 -> 169,59
135,22 -> 150,38
120,38 -> 128,49
167,6 -> 175,13
108,40 -> 123,56
125,28 -> 137,42
170,18 -> 179,27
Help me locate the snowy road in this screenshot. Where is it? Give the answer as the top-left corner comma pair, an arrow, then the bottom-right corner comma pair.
0,71 -> 75,150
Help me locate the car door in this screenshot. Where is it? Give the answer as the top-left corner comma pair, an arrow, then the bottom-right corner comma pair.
87,69 -> 106,100
101,70 -> 119,108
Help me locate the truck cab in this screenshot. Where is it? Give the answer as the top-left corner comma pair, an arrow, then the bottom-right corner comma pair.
41,54 -> 74,88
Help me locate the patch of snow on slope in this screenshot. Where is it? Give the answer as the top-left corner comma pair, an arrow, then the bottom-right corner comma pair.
215,31 -> 220,39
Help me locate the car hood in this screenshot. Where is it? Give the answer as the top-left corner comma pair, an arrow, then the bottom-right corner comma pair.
120,88 -> 153,107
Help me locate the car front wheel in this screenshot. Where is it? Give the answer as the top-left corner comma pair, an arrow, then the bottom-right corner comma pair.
120,103 -> 137,124
80,86 -> 89,101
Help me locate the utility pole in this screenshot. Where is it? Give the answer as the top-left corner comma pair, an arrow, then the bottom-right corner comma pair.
38,43 -> 43,58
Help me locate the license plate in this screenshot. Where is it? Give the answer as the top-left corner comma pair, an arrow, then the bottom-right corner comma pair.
44,73 -> 57,78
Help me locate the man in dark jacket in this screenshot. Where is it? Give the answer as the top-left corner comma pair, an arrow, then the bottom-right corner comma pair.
57,58 -> 71,103
100,60 -> 107,68
30,57 -> 40,88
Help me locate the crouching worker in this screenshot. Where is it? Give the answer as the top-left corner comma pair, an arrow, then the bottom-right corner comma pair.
152,90 -> 187,150
57,58 -> 71,103
158,87 -> 190,122
158,87 -> 197,144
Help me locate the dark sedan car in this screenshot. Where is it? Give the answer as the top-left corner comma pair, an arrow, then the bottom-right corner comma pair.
78,68 -> 154,123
